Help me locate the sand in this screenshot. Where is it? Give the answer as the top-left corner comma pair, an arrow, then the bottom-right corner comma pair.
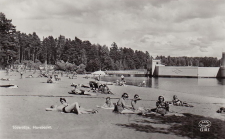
0,70 -> 224,139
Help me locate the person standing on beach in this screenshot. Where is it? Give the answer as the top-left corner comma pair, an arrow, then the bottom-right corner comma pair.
6,68 -> 9,76
20,71 -> 23,79
98,74 -> 101,81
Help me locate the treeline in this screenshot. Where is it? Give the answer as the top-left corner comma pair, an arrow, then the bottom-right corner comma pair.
156,56 -> 221,67
0,12 -> 222,72
0,12 -> 150,72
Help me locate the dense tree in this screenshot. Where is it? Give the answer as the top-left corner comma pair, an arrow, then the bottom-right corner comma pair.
0,12 -> 18,67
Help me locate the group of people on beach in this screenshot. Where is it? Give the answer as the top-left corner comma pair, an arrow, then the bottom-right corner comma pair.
2,68 -> 224,115
46,90 -> 195,116
113,94 -> 194,116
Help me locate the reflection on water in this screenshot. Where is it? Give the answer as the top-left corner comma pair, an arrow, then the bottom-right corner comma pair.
101,76 -> 225,98
217,78 -> 225,85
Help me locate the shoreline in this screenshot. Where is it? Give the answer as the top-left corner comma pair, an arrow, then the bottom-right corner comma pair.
0,70 -> 225,139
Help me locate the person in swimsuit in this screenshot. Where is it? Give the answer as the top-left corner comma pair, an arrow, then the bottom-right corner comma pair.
20,71 -> 23,79
131,94 -> 142,111
217,107 -> 225,113
172,95 -> 183,106
47,76 -> 53,83
97,97 -> 114,109
46,98 -> 98,114
103,97 -> 113,107
172,95 -> 193,107
151,96 -> 169,116
114,93 -> 139,114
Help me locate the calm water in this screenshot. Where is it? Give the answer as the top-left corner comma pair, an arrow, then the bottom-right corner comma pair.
101,76 -> 225,98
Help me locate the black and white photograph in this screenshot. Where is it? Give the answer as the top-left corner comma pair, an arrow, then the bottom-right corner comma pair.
0,0 -> 225,139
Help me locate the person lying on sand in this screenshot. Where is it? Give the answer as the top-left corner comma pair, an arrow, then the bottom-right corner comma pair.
151,96 -> 170,116
68,85 -> 96,96
98,84 -> 113,94
172,95 -> 194,107
1,78 -> 10,81
26,75 -> 34,78
45,98 -> 98,114
217,107 -> 225,113
114,93 -> 141,114
69,85 -> 85,95
0,84 -> 18,88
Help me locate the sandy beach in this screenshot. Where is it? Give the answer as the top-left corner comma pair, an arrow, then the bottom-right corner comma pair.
0,70 -> 224,139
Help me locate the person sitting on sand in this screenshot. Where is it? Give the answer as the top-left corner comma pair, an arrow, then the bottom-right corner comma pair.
54,74 -> 61,81
172,95 -> 193,107
46,98 -> 98,114
97,97 -> 114,109
216,107 -> 225,113
151,96 -> 169,116
119,80 -> 126,86
172,95 -> 183,106
47,76 -> 53,83
130,94 -> 142,111
114,93 -> 140,114
89,81 -> 99,90
98,84 -> 113,94
121,75 -> 124,81
138,80 -> 146,87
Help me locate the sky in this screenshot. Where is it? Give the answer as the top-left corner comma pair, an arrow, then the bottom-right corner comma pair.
1,0 -> 225,58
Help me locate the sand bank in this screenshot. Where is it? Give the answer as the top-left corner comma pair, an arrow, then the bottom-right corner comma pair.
0,70 -> 224,139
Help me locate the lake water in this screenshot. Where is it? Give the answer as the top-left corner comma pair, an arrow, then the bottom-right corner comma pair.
101,76 -> 225,98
